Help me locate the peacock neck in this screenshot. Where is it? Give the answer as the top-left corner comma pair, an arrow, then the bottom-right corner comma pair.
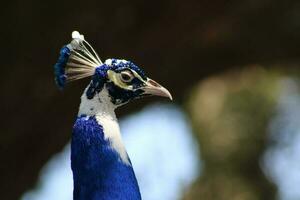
72,88 -> 141,200
78,88 -> 129,164
78,87 -> 117,119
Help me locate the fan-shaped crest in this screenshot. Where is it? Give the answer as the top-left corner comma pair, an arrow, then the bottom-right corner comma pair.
54,31 -> 102,89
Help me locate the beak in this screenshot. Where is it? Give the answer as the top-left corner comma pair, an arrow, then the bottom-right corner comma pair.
142,78 -> 173,100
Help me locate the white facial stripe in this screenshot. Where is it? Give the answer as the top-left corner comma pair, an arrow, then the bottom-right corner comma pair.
107,70 -> 133,90
107,69 -> 147,91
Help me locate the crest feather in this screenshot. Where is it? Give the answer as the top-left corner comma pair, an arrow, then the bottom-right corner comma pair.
54,31 -> 102,89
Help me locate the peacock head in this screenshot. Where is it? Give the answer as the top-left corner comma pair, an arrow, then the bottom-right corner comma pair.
54,31 -> 172,106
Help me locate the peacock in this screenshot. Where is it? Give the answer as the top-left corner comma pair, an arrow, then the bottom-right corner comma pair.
54,31 -> 172,200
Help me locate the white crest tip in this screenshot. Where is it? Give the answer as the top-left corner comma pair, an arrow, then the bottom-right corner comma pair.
72,31 -> 84,40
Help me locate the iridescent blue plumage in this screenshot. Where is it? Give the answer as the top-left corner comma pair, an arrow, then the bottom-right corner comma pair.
72,116 -> 141,200
54,46 -> 71,89
86,65 -> 109,99
109,59 -> 147,80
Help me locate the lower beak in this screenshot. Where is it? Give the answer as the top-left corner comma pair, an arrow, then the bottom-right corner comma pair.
142,78 -> 173,100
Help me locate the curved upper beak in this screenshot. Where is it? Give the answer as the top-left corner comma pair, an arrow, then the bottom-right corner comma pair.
141,78 -> 173,100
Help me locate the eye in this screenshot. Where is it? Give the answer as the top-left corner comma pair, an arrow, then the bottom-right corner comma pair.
120,71 -> 134,82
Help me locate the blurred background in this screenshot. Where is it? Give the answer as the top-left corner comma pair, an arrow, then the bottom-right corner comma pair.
2,0 -> 300,199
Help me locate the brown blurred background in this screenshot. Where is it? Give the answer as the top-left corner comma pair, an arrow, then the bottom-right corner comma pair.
2,0 -> 300,199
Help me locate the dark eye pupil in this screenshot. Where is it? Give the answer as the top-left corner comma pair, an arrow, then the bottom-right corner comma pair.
121,73 -> 131,81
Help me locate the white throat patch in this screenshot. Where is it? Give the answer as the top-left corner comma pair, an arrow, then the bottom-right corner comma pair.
78,87 -> 130,165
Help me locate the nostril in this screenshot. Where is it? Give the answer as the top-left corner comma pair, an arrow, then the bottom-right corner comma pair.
148,79 -> 161,87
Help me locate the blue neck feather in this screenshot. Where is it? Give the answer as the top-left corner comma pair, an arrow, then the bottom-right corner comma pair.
71,115 -> 142,200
